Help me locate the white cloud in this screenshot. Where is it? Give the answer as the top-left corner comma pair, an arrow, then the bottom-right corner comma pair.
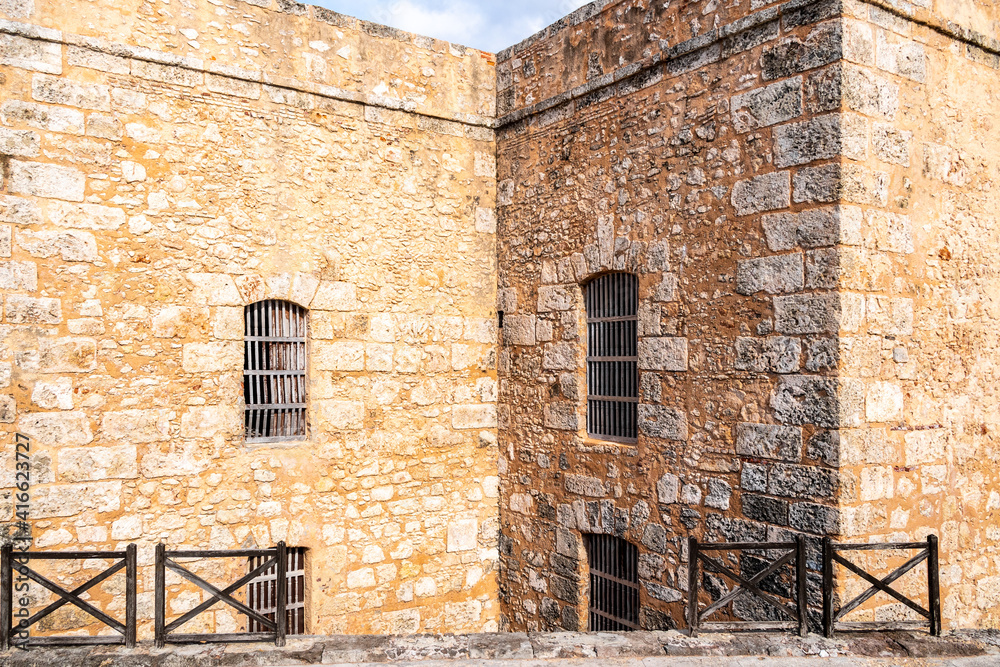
372,1 -> 486,45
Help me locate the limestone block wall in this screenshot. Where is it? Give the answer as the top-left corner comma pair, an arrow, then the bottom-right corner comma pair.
496,0 -> 1000,633
496,0 -> 853,632
0,0 -> 499,638
833,0 -> 1000,630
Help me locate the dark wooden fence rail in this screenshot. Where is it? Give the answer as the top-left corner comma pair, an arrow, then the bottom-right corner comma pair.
686,536 -> 808,637
823,535 -> 941,637
154,542 -> 287,647
0,544 -> 137,649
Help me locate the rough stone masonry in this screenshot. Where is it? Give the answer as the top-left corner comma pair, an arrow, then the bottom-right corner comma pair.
0,0 -> 997,644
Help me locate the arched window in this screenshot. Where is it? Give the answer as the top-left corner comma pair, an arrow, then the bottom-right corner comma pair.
585,273 -> 638,443
586,533 -> 639,631
244,300 -> 307,443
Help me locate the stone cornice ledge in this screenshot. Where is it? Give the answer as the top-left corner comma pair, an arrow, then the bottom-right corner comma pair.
495,0 -> 1000,130
0,19 -> 498,131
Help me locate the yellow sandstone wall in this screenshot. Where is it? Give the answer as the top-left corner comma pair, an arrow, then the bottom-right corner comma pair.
0,0 -> 499,637
835,0 -> 1000,630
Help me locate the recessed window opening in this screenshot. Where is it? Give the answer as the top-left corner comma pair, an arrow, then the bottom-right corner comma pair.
585,273 -> 639,443
247,547 -> 307,635
244,300 -> 307,443
586,533 -> 640,631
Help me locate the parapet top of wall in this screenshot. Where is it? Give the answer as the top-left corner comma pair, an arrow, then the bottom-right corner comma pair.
495,0 -> 1000,120
1,0 -> 497,121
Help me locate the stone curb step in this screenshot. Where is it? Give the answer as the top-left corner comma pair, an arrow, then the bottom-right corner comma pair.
0,630 -> 996,667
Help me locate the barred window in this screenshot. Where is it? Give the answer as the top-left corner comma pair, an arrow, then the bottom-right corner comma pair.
586,534 -> 640,631
244,300 -> 307,443
247,547 -> 307,635
586,273 -> 638,443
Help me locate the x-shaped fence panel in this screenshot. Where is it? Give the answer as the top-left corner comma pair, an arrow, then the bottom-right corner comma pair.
822,536 -> 941,637
686,536 -> 809,636
0,545 -> 137,649
154,542 -> 287,647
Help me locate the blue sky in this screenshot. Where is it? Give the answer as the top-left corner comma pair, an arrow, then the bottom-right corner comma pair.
313,0 -> 595,52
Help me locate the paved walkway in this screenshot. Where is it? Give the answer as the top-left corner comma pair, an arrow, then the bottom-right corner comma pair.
319,659 -> 999,667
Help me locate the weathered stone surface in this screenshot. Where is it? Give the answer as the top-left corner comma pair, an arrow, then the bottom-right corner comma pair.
8,161 -> 86,202
0,33 -> 62,74
564,474 -> 605,497
731,171 -> 791,216
312,281 -> 357,311
131,60 -> 203,87
58,445 -> 139,481
17,229 -> 98,262
730,77 -> 802,133
4,294 -> 60,323
0,194 -> 43,225
736,423 -> 802,461
638,405 -> 687,441
537,285 -> 573,311
767,463 -> 837,499
18,337 -> 97,373
774,293 -> 838,334
638,337 -> 688,371
32,74 -> 111,111
656,472 -> 679,504
761,21 -> 842,80
735,336 -> 801,374
31,481 -> 122,518
0,127 -> 39,157
182,342 -> 242,373
18,411 -> 93,446
100,409 -> 173,443
736,253 -> 803,294
0,260 -> 37,290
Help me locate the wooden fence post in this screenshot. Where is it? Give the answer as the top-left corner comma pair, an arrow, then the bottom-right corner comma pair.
125,544 -> 137,648
275,542 -> 287,647
796,535 -> 808,637
686,536 -> 699,637
154,543 -> 166,648
1,544 -> 11,651
928,535 -> 941,637
822,537 -> 834,638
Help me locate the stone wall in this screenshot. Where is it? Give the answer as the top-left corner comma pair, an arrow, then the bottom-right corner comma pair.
834,0 -> 1000,630
0,0 -> 499,638
496,0 -> 1000,633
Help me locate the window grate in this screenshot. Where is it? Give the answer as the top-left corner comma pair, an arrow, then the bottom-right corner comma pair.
247,547 -> 306,635
586,534 -> 640,631
586,273 -> 638,443
244,300 -> 307,443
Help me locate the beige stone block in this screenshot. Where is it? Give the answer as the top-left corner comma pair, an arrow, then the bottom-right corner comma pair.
840,428 -> 895,465
187,273 -> 242,306
131,60 -> 203,87
58,444 -> 138,481
180,406 -> 239,439
182,342 -> 241,373
346,568 -> 375,589
152,306 -> 209,339
0,33 -> 62,74
17,337 -> 97,373
920,464 -> 948,495
508,493 -> 532,514
9,160 -> 85,202
101,409 -> 173,443
206,73 -> 262,99
140,449 -> 209,478
1,101 -> 84,135
452,404 -> 497,429
865,381 -> 903,423
395,345 -> 422,373
18,411 -> 93,446
537,285 -> 574,312
211,307 -> 244,340
445,600 -> 482,626
447,519 -> 477,552
859,466 -> 894,500
475,207 -> 497,233
111,515 -> 143,540
0,127 -> 39,157
315,341 -> 365,371
17,229 -> 98,262
5,294 -> 60,323
370,314 -> 395,342
317,399 -> 365,430
542,342 -> 576,370
289,272 -> 320,307
366,343 -> 393,371
31,377 -> 73,409
33,74 -> 110,111
31,481 -> 121,518
35,528 -> 73,548
0,395 -> 15,423
0,260 -> 36,290
312,281 -> 357,311
638,337 -> 688,371
905,428 -> 947,465
67,318 -> 104,335
503,314 -> 535,346
46,201 -> 125,230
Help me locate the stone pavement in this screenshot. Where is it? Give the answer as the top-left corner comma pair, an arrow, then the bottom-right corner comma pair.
2,630 -> 998,667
